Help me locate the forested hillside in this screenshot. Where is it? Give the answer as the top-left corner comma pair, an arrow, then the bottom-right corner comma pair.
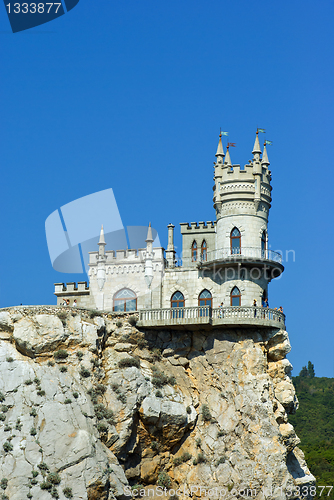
289,371 -> 334,488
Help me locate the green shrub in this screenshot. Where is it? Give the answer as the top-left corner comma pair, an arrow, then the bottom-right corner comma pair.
0,478 -> 8,490
151,366 -> 176,388
0,414 -> 5,421
40,481 -> 52,490
128,316 -> 137,326
151,348 -> 162,361
54,349 -> 68,360
51,486 -> 60,498
155,390 -> 163,398
201,404 -> 212,422
137,338 -> 147,349
76,351 -> 84,360
63,486 -> 73,498
0,392 -> 4,402
217,430 -> 225,437
48,360 -> 55,366
47,472 -> 61,485
118,357 -> 140,369
38,462 -> 49,473
31,478 -> 38,485
6,357 -> 14,363
27,493 -> 32,499
32,470 -> 39,478
79,366 -> 91,378
72,392 -> 79,399
30,427 -> 37,436
95,384 -> 106,395
151,441 -> 158,450
94,404 -> 114,423
64,398 -> 72,404
216,455 -> 226,465
1,406 -> 8,413
157,472 -> 171,488
4,425 -> 11,432
3,442 -> 13,453
186,406 -> 192,414
59,366 -> 67,373
117,393 -> 127,404
30,408 -> 37,417
24,380 -> 33,385
173,452 -> 192,466
16,419 -> 22,430
37,390 -> 46,396
97,422 -> 108,433
196,437 -> 201,447
33,377 -> 40,384
116,321 -> 122,328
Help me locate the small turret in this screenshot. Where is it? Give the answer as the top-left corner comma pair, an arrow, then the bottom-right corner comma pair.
252,131 -> 262,210
97,225 -> 107,291
165,223 -> 176,268
144,223 -> 154,288
262,142 -> 270,167
215,132 -> 225,160
224,145 -> 232,167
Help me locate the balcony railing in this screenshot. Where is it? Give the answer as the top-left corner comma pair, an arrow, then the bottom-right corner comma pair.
178,247 -> 283,267
137,306 -> 285,329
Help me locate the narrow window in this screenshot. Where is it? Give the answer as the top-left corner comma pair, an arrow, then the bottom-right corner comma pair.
191,241 -> 197,262
261,231 -> 266,257
230,286 -> 241,306
201,240 -> 207,262
230,227 -> 241,255
198,289 -> 212,307
171,291 -> 185,308
113,288 -> 137,312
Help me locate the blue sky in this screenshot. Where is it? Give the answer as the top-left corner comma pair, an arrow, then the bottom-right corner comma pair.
0,0 -> 333,377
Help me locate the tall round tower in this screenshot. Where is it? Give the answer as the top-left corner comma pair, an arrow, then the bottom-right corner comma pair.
211,131 -> 283,305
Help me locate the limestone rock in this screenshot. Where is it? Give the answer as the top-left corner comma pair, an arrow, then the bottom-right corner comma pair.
13,315 -> 66,356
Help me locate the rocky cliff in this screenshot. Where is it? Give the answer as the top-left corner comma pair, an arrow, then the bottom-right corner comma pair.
0,306 -> 314,500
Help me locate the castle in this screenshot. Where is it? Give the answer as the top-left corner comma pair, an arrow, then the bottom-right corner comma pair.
54,131 -> 285,327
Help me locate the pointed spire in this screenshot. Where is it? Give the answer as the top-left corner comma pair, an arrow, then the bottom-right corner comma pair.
98,225 -> 106,245
146,222 -> 153,243
262,143 -> 270,166
215,131 -> 225,158
252,130 -> 262,155
224,145 -> 232,166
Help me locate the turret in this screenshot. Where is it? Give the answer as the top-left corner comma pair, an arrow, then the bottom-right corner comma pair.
144,223 -> 154,287
165,223 -> 176,268
97,225 -> 107,291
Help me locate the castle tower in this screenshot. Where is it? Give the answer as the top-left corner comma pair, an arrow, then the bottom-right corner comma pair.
211,130 -> 283,305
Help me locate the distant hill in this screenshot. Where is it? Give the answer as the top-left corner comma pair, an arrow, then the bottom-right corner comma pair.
289,376 -> 334,486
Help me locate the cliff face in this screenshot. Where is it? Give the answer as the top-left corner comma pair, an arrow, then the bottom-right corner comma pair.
0,307 -> 314,500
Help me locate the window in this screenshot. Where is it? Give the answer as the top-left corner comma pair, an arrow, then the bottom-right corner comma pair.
171,291 -> 185,308
192,241 -> 197,262
113,288 -> 137,312
230,286 -> 241,306
201,240 -> 207,261
261,231 -> 266,257
230,227 -> 241,255
198,289 -> 212,307
171,291 -> 185,318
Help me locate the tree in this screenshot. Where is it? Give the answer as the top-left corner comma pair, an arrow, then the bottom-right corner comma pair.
299,366 -> 309,377
308,361 -> 315,378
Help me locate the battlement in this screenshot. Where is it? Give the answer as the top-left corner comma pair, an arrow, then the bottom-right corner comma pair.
88,247 -> 165,265
54,281 -> 90,294
180,221 -> 216,234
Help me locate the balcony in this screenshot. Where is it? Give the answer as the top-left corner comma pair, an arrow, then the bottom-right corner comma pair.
137,306 -> 285,330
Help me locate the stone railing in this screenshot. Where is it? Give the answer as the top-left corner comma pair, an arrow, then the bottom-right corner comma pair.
179,247 -> 283,267
138,306 -> 285,329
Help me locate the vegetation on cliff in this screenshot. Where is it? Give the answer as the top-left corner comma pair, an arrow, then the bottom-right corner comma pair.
289,371 -> 334,489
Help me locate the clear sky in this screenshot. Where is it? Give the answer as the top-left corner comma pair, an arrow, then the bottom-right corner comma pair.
1,0 -> 333,377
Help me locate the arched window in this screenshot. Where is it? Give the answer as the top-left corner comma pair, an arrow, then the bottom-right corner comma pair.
201,240 -> 207,262
261,231 -> 266,257
191,241 -> 197,262
171,291 -> 185,308
113,288 -> 137,312
230,227 -> 241,255
230,286 -> 241,306
198,289 -> 212,307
